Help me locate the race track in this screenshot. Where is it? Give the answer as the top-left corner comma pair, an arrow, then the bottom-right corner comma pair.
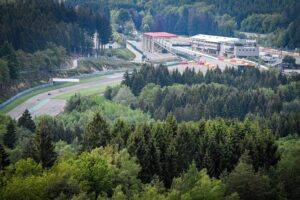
8,73 -> 123,119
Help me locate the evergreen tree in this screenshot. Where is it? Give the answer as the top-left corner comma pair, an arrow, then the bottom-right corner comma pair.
0,42 -> 19,80
128,124 -> 160,183
224,152 -> 274,200
97,14 -> 112,55
3,119 -> 16,149
0,59 -> 9,87
30,122 -> 57,168
110,119 -> 130,149
82,113 -> 110,151
18,109 -> 36,132
0,144 -> 10,170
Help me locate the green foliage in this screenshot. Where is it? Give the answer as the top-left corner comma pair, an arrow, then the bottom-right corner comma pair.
276,138 -> 300,200
121,65 -> 300,123
0,59 -> 9,87
74,149 -> 113,197
82,113 -> 110,151
0,0 -> 96,53
27,122 -> 57,168
65,94 -> 97,113
171,163 -> 239,200
116,9 -> 131,25
18,109 -> 36,132
241,14 -> 282,33
0,144 -> 10,170
113,85 -> 137,107
110,119 -> 131,149
0,42 -> 19,80
128,123 -> 160,183
3,120 -> 16,149
282,55 -> 296,65
224,153 -> 274,200
110,48 -> 136,61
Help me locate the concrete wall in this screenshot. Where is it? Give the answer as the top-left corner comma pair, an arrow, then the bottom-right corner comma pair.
234,46 -> 259,58
142,34 -> 154,52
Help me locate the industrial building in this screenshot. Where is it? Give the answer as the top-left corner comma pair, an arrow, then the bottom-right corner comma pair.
190,34 -> 259,58
142,32 -> 178,53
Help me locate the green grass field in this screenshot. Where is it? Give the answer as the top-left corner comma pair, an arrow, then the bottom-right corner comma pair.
110,48 -> 136,61
0,75 -> 106,114
53,81 -> 121,100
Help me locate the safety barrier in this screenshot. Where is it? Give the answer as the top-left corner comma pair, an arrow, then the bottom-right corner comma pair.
0,83 -> 55,109
0,69 -> 128,110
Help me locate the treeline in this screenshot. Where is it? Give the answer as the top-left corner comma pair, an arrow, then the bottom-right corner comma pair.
0,42 -> 67,101
103,65 -> 300,135
0,0 -> 112,54
86,0 -> 300,48
0,0 -> 113,101
122,65 -> 294,95
1,108 -> 299,200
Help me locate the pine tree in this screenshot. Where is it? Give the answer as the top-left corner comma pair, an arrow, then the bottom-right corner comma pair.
128,124 -> 161,183
0,144 -> 10,170
96,12 -> 112,55
18,109 -> 36,132
0,42 -> 19,80
3,119 -> 16,149
122,70 -> 131,88
30,123 -> 57,168
82,113 -> 110,151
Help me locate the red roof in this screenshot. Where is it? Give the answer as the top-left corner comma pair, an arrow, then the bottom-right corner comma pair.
144,32 -> 177,38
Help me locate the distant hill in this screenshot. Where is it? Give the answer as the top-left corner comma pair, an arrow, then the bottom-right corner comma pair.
67,0 -> 300,49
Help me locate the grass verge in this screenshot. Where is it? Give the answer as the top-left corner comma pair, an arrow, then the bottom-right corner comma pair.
110,48 -> 136,61
0,75 -> 106,114
53,81 -> 121,100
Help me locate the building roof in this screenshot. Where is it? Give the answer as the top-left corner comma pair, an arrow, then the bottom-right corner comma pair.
191,34 -> 239,43
144,32 -> 177,38
191,34 -> 256,44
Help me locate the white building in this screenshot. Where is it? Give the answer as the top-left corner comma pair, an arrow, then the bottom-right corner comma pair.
190,34 -> 259,58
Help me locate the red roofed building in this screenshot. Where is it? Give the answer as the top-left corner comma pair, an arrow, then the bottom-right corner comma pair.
142,32 -> 177,52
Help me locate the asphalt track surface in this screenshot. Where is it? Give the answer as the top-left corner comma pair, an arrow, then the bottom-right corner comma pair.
8,73 -> 124,119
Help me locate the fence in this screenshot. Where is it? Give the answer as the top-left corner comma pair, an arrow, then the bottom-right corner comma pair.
0,83 -> 56,109
0,69 -> 127,110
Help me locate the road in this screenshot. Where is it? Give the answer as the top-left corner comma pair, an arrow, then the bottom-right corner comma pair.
126,42 -> 143,63
8,73 -> 124,119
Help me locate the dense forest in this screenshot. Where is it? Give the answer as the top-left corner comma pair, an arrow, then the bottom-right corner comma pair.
0,0 -> 112,53
68,0 -> 300,49
0,0 -> 112,101
0,0 -> 300,200
1,64 -> 299,199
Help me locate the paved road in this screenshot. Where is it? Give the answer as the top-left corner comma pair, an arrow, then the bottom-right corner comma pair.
8,73 -> 124,119
126,42 -> 143,63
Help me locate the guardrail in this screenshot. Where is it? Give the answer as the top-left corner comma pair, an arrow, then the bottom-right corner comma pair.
0,83 -> 56,109
0,69 -> 128,110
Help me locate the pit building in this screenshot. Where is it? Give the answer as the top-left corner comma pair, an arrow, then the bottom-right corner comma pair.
190,34 -> 259,58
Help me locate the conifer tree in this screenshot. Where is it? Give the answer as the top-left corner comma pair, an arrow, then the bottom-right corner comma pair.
3,119 -> 16,149
0,144 -> 10,170
82,113 -> 110,151
30,123 -> 57,168
18,109 -> 36,132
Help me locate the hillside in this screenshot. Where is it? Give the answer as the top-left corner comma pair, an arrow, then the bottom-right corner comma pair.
0,1 -> 300,200
68,0 -> 300,49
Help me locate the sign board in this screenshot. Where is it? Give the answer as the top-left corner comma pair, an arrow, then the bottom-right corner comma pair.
52,78 -> 79,83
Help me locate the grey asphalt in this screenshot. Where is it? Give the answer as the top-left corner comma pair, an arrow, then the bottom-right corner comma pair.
126,42 -> 143,63
8,73 -> 124,119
